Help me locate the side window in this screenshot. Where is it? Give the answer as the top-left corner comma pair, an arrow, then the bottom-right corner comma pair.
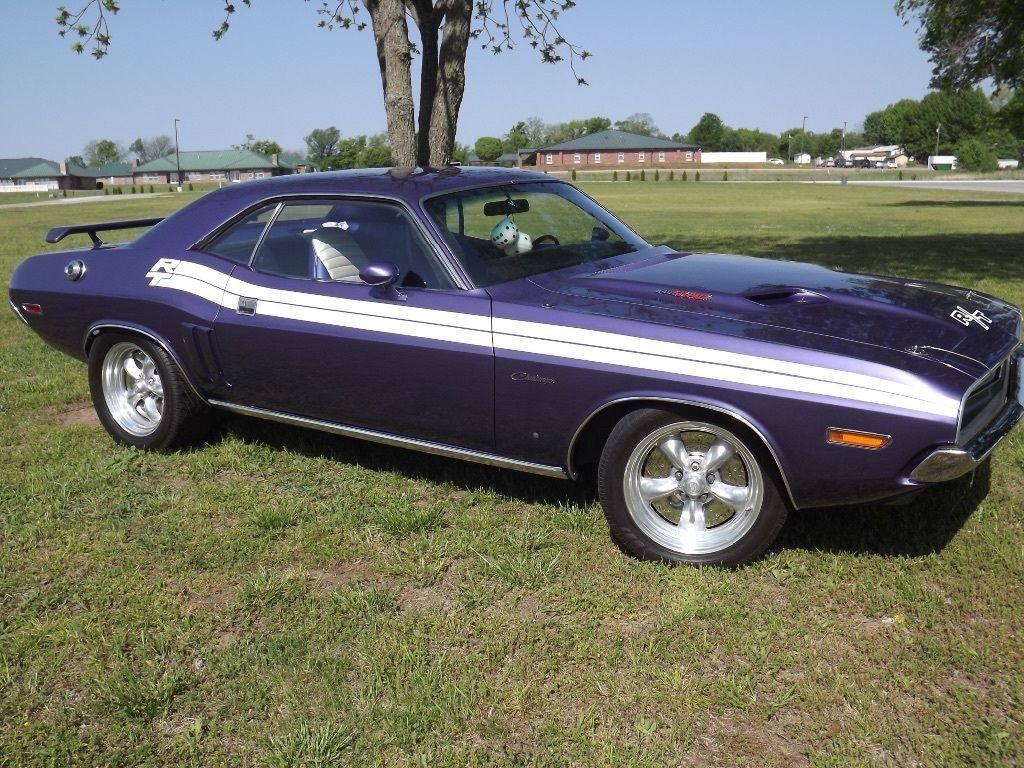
251,199 -> 455,288
204,203 -> 278,265
251,202 -> 334,279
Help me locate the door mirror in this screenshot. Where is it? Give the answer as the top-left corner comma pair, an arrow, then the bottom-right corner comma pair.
360,261 -> 400,288
360,261 -> 407,301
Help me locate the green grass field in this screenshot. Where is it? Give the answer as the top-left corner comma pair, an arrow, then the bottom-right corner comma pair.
1,183 -> 1022,767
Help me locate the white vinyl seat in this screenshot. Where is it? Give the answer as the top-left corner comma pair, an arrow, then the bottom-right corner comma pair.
304,224 -> 367,281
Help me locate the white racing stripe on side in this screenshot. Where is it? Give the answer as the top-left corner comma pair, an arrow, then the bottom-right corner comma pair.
149,260 -> 491,347
147,261 -> 961,418
493,318 -> 961,418
221,274 -> 490,332
145,266 -> 230,305
249,299 -> 492,347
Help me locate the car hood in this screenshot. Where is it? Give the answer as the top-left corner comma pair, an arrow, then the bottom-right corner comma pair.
527,250 -> 1022,379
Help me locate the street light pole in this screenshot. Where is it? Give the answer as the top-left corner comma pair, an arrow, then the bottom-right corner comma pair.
842,120 -> 847,154
174,118 -> 182,192
801,115 -> 808,161
934,123 -> 941,160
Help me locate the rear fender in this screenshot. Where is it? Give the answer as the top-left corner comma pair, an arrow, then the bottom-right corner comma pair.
83,321 -> 209,403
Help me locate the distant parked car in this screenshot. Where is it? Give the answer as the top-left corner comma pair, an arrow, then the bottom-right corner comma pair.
767,158 -> 784,165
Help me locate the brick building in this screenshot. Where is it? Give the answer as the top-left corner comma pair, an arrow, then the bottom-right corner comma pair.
0,157 -> 133,191
133,149 -> 297,185
533,129 -> 701,168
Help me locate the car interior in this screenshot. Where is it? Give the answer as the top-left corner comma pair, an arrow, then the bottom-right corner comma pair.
210,200 -> 452,289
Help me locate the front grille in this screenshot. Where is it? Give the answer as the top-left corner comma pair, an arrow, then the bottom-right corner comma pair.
959,356 -> 1015,445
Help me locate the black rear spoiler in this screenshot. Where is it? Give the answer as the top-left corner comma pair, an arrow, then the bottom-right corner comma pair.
45,217 -> 165,248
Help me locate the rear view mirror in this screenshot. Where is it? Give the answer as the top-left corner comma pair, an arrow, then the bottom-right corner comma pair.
483,198 -> 529,216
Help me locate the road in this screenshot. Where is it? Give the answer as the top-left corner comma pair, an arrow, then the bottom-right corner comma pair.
845,179 -> 1024,194
0,193 -> 168,210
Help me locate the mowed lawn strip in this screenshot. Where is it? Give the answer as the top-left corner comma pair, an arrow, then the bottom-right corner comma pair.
1,184 -> 1022,767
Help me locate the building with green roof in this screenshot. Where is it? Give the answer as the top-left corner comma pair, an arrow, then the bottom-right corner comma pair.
133,149 -> 299,185
2,157 -> 133,191
1,157 -> 65,191
533,129 -> 701,169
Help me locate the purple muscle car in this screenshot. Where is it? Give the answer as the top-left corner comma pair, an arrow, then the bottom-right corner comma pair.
9,168 -> 1023,565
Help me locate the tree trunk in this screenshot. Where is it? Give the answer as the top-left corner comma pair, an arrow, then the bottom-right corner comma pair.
366,0 -> 417,167
414,5 -> 441,166
426,0 -> 470,168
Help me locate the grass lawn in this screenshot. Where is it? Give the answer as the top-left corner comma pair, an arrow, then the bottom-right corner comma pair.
1,183 -> 1022,767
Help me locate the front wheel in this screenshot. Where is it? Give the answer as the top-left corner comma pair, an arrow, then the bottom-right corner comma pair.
88,333 -> 213,451
598,409 -> 788,566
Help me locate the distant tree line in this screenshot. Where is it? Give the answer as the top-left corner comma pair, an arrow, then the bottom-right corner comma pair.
863,88 -> 1022,170
471,112 -> 865,164
66,86 -> 1023,174
471,90 -> 1023,171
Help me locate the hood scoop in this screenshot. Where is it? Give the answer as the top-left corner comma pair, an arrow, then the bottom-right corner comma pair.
743,287 -> 828,307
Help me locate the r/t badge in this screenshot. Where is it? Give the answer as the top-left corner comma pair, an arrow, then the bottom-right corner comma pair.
950,306 -> 991,330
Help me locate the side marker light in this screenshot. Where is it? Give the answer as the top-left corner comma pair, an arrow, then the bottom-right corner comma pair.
826,428 -> 891,449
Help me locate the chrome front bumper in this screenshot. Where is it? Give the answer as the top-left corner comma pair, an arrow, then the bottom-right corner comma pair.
910,346 -> 1024,483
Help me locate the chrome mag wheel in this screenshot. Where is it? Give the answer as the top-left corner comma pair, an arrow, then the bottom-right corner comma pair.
101,341 -> 165,437
622,420 -> 765,557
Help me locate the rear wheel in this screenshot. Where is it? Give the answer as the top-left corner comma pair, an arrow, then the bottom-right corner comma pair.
88,333 -> 212,451
598,409 -> 788,566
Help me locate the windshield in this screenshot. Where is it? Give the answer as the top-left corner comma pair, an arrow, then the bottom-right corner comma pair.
422,181 -> 649,286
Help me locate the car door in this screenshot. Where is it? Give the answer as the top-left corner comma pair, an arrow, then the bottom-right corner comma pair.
209,197 -> 495,452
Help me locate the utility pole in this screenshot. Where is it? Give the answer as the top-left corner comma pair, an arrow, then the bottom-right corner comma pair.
174,118 -> 182,193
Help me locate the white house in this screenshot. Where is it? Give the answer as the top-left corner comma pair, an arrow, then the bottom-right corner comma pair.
842,145 -> 908,167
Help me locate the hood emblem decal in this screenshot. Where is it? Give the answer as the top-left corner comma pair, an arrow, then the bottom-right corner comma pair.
950,306 -> 991,330
657,289 -> 712,302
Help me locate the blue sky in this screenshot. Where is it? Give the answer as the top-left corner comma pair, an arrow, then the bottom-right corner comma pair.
2,1 -> 939,160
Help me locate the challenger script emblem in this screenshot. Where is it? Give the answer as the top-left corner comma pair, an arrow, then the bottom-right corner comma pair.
950,306 -> 991,330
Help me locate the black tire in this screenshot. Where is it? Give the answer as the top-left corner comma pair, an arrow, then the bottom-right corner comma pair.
597,408 -> 789,566
88,333 -> 213,451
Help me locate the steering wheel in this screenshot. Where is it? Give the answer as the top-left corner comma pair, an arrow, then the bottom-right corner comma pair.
533,234 -> 560,247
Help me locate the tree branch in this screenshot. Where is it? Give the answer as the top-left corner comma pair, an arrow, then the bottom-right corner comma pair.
212,0 -> 253,41
472,0 -> 589,85
56,0 -> 119,58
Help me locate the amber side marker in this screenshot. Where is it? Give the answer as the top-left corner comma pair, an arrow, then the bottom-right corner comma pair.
826,428 -> 891,449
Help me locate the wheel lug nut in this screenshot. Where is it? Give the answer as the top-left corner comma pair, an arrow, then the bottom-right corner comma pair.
707,474 -> 715,483
675,472 -> 683,480
690,461 -> 700,470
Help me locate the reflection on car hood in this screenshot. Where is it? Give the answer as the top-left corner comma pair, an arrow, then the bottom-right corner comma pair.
528,250 -> 1022,378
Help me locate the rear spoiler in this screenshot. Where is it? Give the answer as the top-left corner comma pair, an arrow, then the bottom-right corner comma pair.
45,217 -> 165,248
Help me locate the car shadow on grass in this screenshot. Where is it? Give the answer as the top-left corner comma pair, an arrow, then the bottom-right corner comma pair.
774,461 -> 990,558
890,199 -> 1024,208
221,415 -> 990,560
664,233 -> 1024,285
220,414 -> 591,507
